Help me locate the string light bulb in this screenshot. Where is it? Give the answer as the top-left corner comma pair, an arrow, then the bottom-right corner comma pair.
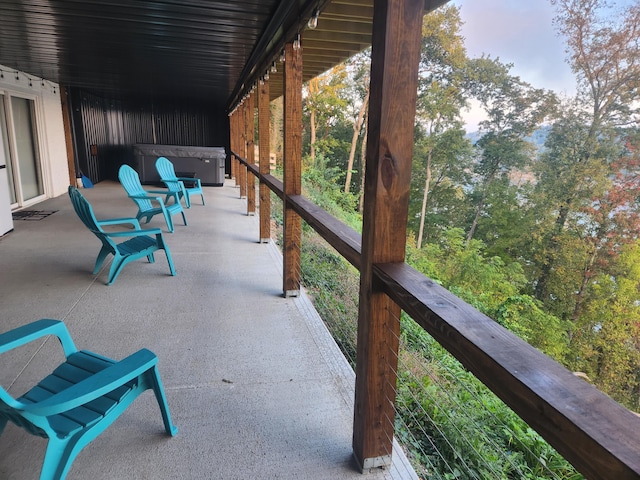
279,50 -> 285,63
308,8 -> 319,29
293,33 -> 301,51
271,62 -> 277,73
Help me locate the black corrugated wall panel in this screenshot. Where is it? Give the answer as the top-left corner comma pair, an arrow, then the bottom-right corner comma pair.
68,87 -> 229,183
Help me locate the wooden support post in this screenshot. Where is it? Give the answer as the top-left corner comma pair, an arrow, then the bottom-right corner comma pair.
246,92 -> 256,215
258,78 -> 272,242
283,40 -> 302,297
229,111 -> 237,181
353,0 -> 424,471
239,102 -> 248,198
59,86 -> 78,186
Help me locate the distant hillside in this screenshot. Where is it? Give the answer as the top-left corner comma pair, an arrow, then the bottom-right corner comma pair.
466,126 -> 551,150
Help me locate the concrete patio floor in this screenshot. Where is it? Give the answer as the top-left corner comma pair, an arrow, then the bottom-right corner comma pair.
0,180 -> 417,480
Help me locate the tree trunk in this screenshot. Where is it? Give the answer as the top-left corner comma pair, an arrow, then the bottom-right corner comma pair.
310,109 -> 316,162
534,203 -> 571,301
571,245 -> 598,322
467,165 -> 502,244
467,189 -> 487,244
309,78 -> 317,163
358,115 -> 368,214
417,148 -> 433,249
346,86 -> 370,193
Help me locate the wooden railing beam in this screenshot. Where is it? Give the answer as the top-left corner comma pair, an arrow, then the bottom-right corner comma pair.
235,150 -> 640,478
375,261 -> 640,480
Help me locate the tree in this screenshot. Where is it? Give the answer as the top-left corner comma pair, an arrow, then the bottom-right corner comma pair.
413,5 -> 469,248
535,0 -> 640,308
568,241 -> 640,409
304,65 -> 349,165
343,51 -> 371,194
463,56 -> 558,243
409,126 -> 471,245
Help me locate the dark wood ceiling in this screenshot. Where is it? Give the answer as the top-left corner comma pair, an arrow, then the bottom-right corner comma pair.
0,0 -> 448,110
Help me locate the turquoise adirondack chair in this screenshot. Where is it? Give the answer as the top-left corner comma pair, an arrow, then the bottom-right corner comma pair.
68,186 -> 176,285
155,156 -> 205,208
0,318 -> 177,480
118,164 -> 187,232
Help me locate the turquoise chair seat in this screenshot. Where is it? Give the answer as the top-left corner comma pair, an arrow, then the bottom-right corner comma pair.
155,156 -> 205,208
68,186 -> 176,285
0,319 -> 177,480
118,164 -> 187,232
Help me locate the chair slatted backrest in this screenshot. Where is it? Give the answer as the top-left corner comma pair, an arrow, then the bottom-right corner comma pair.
118,164 -> 154,212
155,157 -> 184,193
68,186 -> 117,254
156,156 -> 177,181
68,186 -> 102,233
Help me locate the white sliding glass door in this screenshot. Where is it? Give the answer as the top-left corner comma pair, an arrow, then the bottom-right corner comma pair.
0,94 -> 44,207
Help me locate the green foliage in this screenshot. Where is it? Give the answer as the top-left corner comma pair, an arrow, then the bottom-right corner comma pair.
409,124 -> 473,245
397,317 -> 581,480
299,233 -> 359,366
493,295 -> 568,360
297,217 -> 580,478
301,154 -> 361,228
272,2 -> 640,475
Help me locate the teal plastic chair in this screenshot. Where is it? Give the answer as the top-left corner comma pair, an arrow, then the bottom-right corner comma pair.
155,156 -> 205,208
68,186 -> 176,285
118,164 -> 187,232
0,319 -> 177,480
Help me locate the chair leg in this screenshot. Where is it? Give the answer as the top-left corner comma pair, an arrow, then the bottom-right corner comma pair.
200,193 -> 205,206
164,247 -> 176,276
184,191 -> 192,209
180,211 -> 187,226
107,256 -> 128,285
147,252 -> 156,264
93,247 -> 111,274
40,437 -> 76,480
148,366 -> 178,436
160,207 -> 174,233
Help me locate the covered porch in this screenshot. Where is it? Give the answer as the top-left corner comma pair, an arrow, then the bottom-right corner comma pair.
0,180 -> 416,479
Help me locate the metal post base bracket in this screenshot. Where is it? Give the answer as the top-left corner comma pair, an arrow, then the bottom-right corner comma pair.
356,454 -> 392,473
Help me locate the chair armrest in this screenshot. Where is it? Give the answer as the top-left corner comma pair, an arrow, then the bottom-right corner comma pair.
97,217 -> 142,229
129,194 -> 165,205
0,319 -> 77,357
176,177 -> 201,188
106,228 -> 163,238
23,349 -> 158,416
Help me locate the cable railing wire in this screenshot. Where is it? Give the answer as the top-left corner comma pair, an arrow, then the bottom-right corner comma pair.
262,187 -> 577,479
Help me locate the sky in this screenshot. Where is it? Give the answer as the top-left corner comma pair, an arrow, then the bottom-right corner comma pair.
451,0 -> 576,131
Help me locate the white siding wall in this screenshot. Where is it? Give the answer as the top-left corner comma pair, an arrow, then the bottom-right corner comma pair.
0,63 -> 69,202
